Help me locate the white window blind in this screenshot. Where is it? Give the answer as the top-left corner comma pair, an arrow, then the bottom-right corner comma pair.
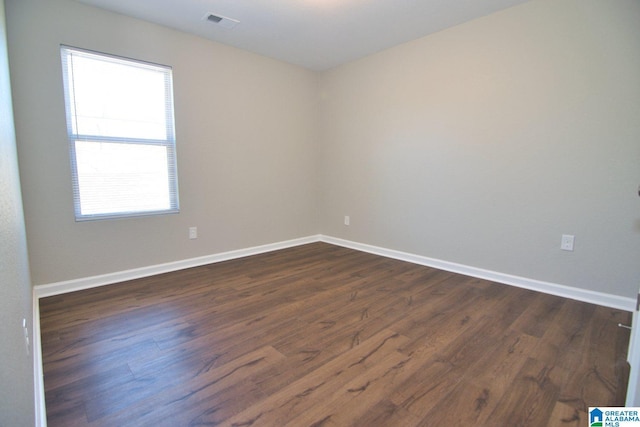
61,46 -> 179,220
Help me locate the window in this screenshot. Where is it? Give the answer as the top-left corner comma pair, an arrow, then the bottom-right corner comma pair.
61,46 -> 179,220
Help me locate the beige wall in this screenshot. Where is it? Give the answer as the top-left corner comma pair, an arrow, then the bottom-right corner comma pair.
0,0 -> 35,424
318,0 -> 640,298
6,0 -> 640,300
7,0 -> 319,285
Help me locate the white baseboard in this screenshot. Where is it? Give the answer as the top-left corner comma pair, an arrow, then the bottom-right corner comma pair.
34,232 -> 636,308
32,291 -> 46,427
34,235 -> 321,298
320,235 -> 636,312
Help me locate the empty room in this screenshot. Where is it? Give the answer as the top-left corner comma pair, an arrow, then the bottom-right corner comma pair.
2,0 -> 640,425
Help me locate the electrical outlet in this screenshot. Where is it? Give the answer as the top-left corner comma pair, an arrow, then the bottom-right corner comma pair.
561,234 -> 575,251
189,227 -> 198,239
344,216 -> 350,226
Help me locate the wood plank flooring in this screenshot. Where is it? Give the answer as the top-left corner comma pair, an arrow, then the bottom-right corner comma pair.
39,242 -> 631,426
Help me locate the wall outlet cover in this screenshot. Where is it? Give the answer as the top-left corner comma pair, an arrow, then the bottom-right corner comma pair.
561,234 -> 575,251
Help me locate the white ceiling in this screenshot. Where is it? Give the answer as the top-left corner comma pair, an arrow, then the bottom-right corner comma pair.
76,0 -> 530,71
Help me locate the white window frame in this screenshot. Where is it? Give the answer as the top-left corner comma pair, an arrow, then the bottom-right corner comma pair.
61,46 -> 179,221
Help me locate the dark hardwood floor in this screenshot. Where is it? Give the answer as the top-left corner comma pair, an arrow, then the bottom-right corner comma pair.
39,242 -> 631,426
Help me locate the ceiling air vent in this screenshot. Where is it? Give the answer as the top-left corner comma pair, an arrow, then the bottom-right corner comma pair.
203,13 -> 239,29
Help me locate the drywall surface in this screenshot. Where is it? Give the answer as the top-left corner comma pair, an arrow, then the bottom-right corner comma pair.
7,0 -> 640,301
318,0 -> 640,298
0,0 -> 35,424
6,0 -> 319,285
